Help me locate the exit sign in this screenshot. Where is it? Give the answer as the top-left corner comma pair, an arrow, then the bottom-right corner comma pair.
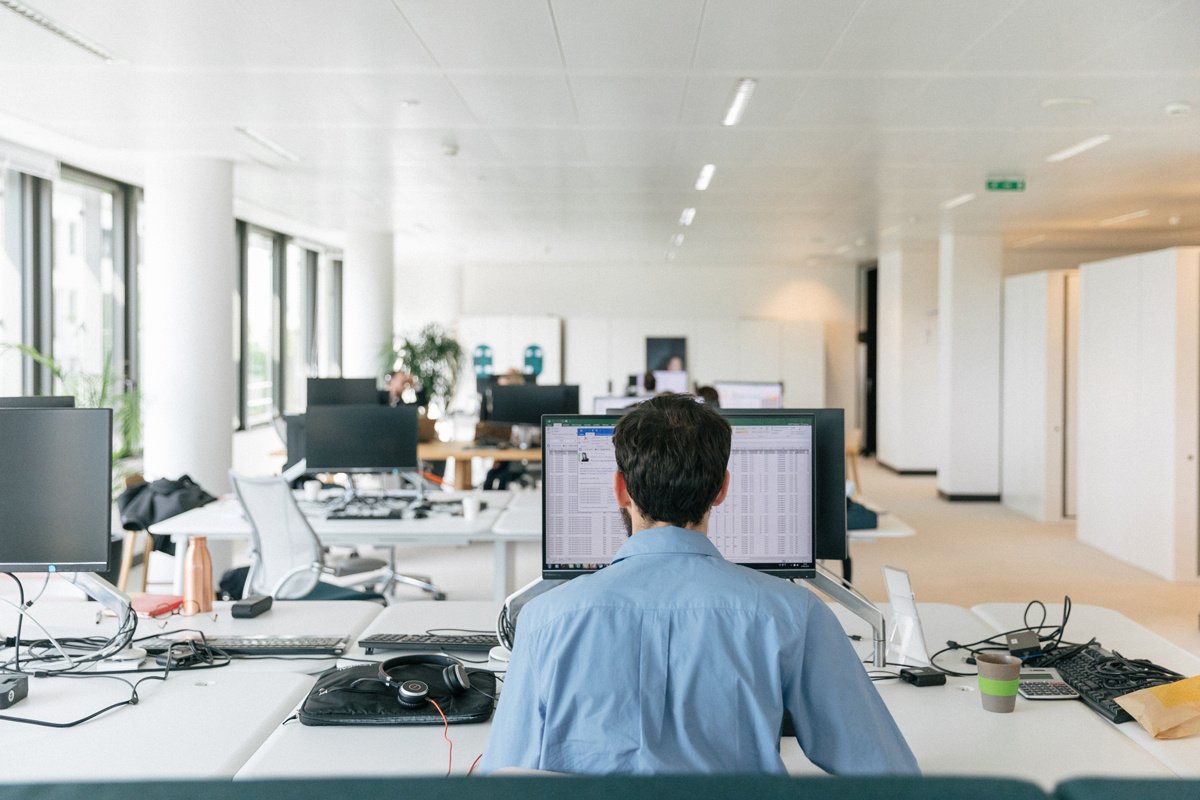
986,178 -> 1026,192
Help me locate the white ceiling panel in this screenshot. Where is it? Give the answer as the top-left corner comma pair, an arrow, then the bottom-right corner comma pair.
552,0 -> 703,71
692,0 -> 861,71
1079,1 -> 1200,72
786,77 -> 928,126
678,75 -> 805,127
889,77 -> 1047,128
822,0 -> 1015,71
392,0 -> 562,70
449,74 -> 576,125
570,75 -> 689,125
486,128 -> 588,161
582,129 -> 677,162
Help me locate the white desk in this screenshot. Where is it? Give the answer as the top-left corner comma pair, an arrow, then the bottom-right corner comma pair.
237,598 -> 1174,787
150,491 -> 517,600
973,602 -> 1200,779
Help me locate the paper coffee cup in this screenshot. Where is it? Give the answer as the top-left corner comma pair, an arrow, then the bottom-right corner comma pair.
303,480 -> 322,502
462,495 -> 482,521
976,652 -> 1022,713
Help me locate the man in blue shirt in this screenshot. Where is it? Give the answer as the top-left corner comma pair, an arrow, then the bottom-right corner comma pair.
481,395 -> 918,775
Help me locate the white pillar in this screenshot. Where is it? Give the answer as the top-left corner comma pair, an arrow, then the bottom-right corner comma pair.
876,243 -> 939,473
142,157 -> 236,495
341,229 -> 394,378
937,233 -> 1003,499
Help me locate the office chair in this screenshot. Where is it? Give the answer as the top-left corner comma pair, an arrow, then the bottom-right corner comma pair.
229,473 -> 443,601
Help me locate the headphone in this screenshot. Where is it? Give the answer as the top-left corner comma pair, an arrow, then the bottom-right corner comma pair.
378,654 -> 472,708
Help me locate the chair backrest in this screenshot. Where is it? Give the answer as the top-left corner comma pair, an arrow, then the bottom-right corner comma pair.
229,472 -> 323,599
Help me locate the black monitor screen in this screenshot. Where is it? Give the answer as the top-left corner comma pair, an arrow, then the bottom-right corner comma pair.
0,396 -> 76,408
0,407 -> 112,572
307,378 -> 379,407
541,411 -> 816,580
489,384 -> 579,425
283,412 -> 305,470
305,404 -> 418,472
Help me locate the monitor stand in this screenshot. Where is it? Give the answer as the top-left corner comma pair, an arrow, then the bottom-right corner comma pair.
64,572 -> 144,663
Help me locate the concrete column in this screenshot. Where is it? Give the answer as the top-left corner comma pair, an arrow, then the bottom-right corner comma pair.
876,243 -> 939,473
341,229 -> 394,378
142,157 -> 236,495
937,233 -> 1003,500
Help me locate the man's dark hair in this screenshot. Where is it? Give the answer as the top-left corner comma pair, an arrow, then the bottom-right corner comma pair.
612,393 -> 732,527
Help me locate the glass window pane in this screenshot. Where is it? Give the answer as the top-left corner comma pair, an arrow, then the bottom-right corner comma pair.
0,170 -> 22,394
52,177 -> 122,398
245,229 -> 275,427
283,242 -> 306,413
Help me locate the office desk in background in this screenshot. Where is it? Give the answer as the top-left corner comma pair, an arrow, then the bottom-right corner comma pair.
418,441 -> 542,490
149,491 -> 522,600
238,599 -> 1178,787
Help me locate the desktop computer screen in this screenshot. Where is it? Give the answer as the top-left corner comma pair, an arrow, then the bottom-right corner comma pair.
541,411 -> 815,580
0,395 -> 76,408
713,381 -> 784,409
0,407 -> 112,572
306,378 -> 379,407
488,384 -> 579,425
304,404 -> 419,472
591,395 -> 653,414
283,412 -> 305,470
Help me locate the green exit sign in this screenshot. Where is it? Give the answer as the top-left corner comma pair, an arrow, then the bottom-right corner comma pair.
986,179 -> 1026,192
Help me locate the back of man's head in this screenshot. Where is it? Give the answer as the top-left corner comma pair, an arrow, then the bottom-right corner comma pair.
613,394 -> 732,528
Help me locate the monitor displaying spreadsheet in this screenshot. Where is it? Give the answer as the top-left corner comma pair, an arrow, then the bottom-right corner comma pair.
541,412 -> 815,579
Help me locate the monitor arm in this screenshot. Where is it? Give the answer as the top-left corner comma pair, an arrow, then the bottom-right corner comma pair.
64,571 -> 135,633
804,565 -> 887,668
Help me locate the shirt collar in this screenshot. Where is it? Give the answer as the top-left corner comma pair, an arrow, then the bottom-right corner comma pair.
611,526 -> 722,563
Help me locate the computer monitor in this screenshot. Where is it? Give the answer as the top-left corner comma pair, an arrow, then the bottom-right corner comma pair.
0,395 -> 76,408
591,395 -> 653,414
306,378 -> 379,407
541,411 -> 816,580
0,407 -> 112,572
488,384 -> 579,425
712,381 -> 784,409
652,370 -> 689,393
304,404 -> 419,473
283,412 -> 306,471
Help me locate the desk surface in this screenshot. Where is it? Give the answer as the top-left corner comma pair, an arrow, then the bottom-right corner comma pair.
238,598 -> 1175,787
419,441 -> 543,463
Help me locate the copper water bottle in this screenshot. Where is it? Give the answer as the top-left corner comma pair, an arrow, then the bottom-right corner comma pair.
182,536 -> 214,614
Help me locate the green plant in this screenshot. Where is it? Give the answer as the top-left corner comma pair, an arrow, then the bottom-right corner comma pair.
380,324 -> 464,416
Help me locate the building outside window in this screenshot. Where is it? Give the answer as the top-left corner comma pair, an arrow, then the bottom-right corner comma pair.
283,241 -> 307,413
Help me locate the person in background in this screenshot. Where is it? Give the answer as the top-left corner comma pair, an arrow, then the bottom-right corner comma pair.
695,385 -> 719,406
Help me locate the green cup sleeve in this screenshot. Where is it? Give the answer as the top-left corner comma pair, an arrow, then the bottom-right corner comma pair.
978,676 -> 1019,697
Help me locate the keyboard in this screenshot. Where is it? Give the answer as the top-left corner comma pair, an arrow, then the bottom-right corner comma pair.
1037,642 -> 1181,723
327,507 -> 407,520
141,635 -> 348,656
358,633 -> 500,654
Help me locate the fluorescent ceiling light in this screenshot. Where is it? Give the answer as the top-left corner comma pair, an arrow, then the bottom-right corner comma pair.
0,0 -> 116,61
679,207 -> 696,226
694,164 -> 715,191
940,192 -> 976,211
235,127 -> 301,163
672,233 -> 685,247
722,78 -> 758,126
1099,209 -> 1150,226
1040,97 -> 1095,108
1013,234 -> 1047,247
1045,134 -> 1111,163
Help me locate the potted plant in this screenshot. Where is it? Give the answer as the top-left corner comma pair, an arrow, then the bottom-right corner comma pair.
380,323 -> 464,421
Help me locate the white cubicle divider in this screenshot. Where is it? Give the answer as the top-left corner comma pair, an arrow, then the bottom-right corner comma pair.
1076,248 -> 1200,581
1001,269 -> 1078,522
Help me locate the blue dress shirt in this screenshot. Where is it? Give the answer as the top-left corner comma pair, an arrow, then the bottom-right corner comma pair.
480,526 -> 919,775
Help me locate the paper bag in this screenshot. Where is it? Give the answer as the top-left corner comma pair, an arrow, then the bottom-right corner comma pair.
1115,676 -> 1200,739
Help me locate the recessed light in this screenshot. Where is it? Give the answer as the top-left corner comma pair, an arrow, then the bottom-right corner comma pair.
1013,234 -> 1047,247
672,233 -> 685,247
940,193 -> 976,211
722,78 -> 757,126
0,0 -> 117,62
695,164 -> 715,191
1045,134 -> 1111,163
1040,97 -> 1095,109
234,127 -> 301,163
1099,209 -> 1150,226
679,207 -> 696,226
399,99 -> 421,108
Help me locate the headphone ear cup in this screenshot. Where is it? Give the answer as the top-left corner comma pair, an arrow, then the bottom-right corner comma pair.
397,679 -> 429,708
442,662 -> 471,694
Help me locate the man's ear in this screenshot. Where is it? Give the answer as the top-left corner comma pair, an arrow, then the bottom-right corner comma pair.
710,470 -> 731,507
613,471 -> 632,508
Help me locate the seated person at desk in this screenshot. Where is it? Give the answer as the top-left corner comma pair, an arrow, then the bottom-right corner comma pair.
480,395 -> 918,775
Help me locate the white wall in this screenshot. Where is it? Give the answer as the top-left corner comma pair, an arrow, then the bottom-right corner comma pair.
461,263 -> 858,426
1002,270 -> 1070,522
876,245 -> 939,471
1077,248 -> 1200,582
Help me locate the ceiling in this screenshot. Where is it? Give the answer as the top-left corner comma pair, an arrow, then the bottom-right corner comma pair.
1,0 -> 1199,267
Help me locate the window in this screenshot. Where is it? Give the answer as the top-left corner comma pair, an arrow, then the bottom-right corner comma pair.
0,169 -> 21,394
282,242 -> 308,413
243,227 -> 276,428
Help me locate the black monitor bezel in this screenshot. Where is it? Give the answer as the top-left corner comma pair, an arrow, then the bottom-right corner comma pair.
0,407 -> 112,572
303,404 -> 419,473
0,395 -> 76,408
306,378 -> 380,407
540,411 -> 819,581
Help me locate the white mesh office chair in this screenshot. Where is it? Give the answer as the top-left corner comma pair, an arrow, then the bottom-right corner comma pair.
230,472 -> 445,601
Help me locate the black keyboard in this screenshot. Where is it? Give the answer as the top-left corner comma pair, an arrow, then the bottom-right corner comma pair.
358,633 -> 500,654
141,635 -> 348,656
1038,642 -> 1181,723
327,507 -> 406,520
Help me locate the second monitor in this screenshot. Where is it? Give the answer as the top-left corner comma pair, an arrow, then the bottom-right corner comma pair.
488,384 -> 579,425
304,404 -> 419,473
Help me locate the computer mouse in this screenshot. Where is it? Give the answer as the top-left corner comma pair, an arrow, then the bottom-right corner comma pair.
411,509 -> 429,519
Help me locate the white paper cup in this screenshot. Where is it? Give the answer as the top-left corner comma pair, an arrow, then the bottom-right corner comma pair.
462,495 -> 482,521
303,480 -> 322,502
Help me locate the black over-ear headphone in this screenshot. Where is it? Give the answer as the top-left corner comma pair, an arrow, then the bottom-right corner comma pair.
378,654 -> 472,708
